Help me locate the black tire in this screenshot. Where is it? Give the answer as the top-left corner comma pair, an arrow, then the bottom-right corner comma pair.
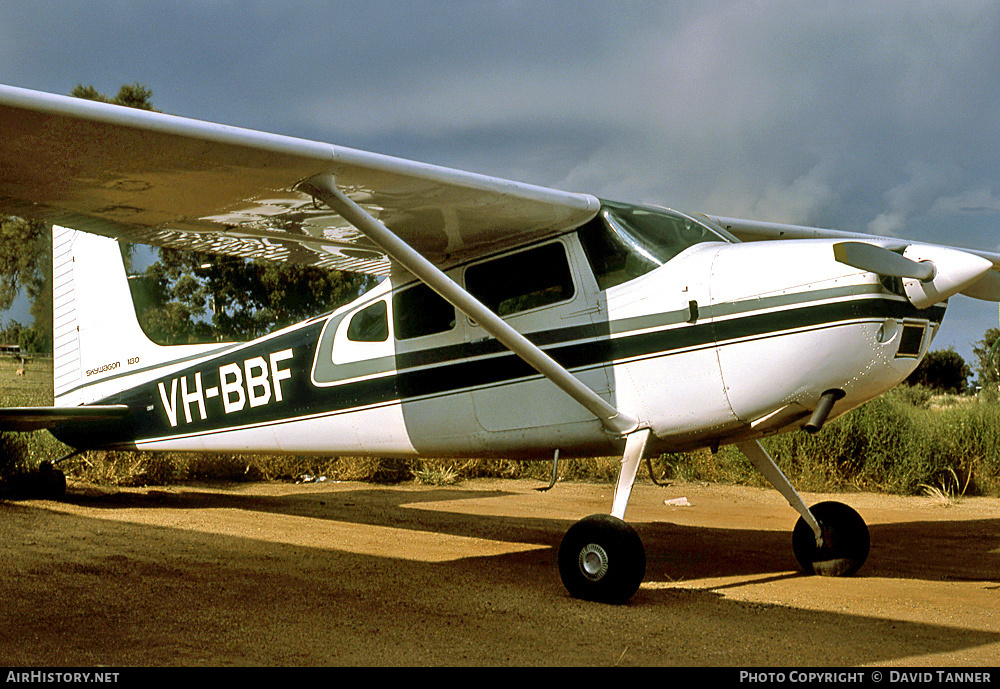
36,461 -> 66,499
558,514 -> 645,604
6,462 -> 66,500
792,501 -> 870,576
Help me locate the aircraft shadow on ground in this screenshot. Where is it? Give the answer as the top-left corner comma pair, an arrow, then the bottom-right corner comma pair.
639,518 -> 1000,583
58,482 -> 1000,584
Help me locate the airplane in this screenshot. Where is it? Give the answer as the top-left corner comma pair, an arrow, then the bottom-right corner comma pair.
1,83 -> 998,604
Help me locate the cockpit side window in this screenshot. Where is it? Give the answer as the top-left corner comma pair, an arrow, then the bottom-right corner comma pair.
579,201 -> 729,290
465,242 -> 574,317
394,283 -> 456,340
577,215 -> 659,291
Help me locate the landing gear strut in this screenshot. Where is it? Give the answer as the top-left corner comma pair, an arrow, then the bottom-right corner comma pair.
559,429 -> 650,603
557,434 -> 871,604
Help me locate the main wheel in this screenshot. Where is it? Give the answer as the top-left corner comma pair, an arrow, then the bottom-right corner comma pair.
558,514 -> 645,604
792,501 -> 870,576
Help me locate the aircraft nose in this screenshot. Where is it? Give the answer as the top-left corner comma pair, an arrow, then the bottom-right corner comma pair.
708,240 -> 944,434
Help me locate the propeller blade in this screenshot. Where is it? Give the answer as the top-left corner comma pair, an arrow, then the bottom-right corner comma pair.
960,270 -> 1000,302
833,242 -> 935,281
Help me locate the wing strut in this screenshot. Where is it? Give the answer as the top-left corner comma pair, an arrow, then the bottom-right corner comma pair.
299,173 -> 639,437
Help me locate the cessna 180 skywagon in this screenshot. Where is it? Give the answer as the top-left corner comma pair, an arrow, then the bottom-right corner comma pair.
1,84 -> 999,604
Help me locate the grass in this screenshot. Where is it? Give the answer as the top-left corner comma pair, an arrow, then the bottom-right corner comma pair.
918,467 -> 970,506
0,356 -> 73,482
2,357 -> 999,498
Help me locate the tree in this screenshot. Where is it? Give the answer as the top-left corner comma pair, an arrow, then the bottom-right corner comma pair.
70,83 -> 156,111
972,327 -> 1000,395
0,217 -> 50,353
0,320 -> 25,347
904,347 -> 971,394
131,249 -> 375,344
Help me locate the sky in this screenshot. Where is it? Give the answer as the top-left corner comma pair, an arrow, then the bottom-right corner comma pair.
2,0 -> 999,365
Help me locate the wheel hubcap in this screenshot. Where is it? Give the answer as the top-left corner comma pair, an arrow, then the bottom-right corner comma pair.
579,544 -> 609,581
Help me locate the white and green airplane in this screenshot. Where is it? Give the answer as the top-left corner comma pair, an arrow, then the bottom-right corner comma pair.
1,84 -> 997,603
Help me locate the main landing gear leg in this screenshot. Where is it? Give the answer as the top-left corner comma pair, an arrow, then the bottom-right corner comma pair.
736,440 -> 870,576
558,429 -> 651,604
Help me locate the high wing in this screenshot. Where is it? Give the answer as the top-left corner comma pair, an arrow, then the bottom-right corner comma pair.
0,84 -> 599,275
4,83 -> 995,293
709,215 -> 1000,301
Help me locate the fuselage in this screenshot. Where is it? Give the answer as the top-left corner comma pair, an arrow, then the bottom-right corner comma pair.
53,203 -> 943,459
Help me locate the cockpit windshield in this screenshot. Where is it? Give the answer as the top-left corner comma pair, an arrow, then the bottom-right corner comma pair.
578,200 -> 732,290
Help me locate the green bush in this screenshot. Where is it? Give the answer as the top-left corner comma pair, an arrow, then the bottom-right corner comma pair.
0,430 -> 30,482
661,388 -> 1000,497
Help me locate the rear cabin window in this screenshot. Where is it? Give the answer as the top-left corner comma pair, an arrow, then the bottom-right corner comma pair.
394,283 -> 456,340
464,242 -> 574,317
346,300 -> 389,342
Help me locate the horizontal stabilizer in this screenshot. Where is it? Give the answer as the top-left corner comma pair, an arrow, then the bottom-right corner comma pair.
0,405 -> 130,432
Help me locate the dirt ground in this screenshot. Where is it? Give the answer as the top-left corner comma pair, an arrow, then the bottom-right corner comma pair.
1,476 -> 999,667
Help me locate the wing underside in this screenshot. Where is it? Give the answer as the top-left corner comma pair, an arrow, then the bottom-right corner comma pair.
3,83 -> 995,289
0,84 -> 599,274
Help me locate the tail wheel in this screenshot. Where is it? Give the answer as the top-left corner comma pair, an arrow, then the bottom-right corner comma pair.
36,461 -> 66,499
792,501 -> 870,576
558,514 -> 645,604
